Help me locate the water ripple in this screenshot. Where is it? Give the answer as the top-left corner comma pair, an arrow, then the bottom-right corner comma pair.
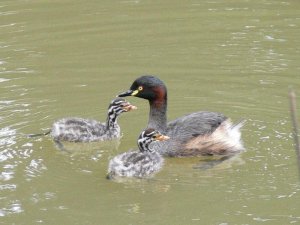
0,183 -> 16,191
0,164 -> 16,181
0,200 -> 24,216
0,126 -> 16,146
25,158 -> 47,180
30,192 -> 57,204
0,78 -> 10,82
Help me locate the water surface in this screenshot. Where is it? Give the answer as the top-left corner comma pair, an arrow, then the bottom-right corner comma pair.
1,0 -> 300,224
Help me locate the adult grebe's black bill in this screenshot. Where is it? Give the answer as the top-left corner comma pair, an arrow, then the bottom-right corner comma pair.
117,90 -> 134,97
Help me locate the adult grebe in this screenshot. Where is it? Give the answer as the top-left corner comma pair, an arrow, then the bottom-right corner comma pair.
118,75 -> 244,157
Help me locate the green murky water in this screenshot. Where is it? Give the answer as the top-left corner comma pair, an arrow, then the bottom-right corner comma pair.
1,0 -> 300,224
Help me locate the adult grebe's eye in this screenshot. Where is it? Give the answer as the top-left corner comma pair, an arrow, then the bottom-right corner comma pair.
138,86 -> 143,91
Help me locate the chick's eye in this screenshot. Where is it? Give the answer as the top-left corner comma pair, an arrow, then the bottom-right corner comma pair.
138,86 -> 143,91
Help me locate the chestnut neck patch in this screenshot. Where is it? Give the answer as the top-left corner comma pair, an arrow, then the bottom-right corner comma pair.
151,86 -> 167,108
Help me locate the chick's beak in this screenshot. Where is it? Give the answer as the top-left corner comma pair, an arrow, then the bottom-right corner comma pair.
122,103 -> 137,112
155,134 -> 170,141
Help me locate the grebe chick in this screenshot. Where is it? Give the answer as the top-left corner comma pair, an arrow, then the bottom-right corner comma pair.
107,128 -> 170,179
118,75 -> 245,157
51,98 -> 136,142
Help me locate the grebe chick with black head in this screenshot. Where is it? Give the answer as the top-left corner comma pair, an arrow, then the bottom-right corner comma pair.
51,98 -> 136,142
118,75 -> 245,157
107,128 -> 170,179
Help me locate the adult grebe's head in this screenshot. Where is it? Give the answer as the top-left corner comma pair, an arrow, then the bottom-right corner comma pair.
108,98 -> 137,115
118,75 -> 167,102
137,128 -> 170,152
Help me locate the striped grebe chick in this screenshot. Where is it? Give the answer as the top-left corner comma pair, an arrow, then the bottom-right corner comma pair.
51,98 -> 136,142
107,128 -> 169,179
